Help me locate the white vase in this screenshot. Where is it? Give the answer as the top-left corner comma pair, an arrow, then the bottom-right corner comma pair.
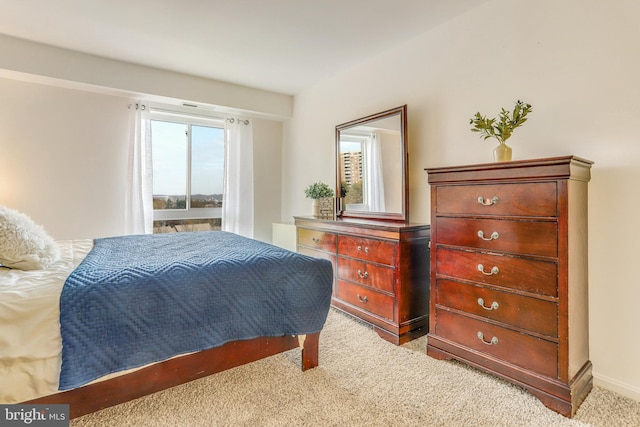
312,199 -> 320,217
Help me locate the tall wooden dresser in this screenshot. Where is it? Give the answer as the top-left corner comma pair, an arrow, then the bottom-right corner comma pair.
294,216 -> 430,344
426,156 -> 593,417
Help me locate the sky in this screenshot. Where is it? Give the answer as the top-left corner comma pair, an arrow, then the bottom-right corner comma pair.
151,120 -> 225,196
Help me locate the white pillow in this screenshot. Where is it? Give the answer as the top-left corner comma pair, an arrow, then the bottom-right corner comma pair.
0,205 -> 60,270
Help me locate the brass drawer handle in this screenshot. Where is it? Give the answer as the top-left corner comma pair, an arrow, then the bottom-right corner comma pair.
357,245 -> 369,253
357,293 -> 368,303
477,331 -> 499,345
312,237 -> 320,244
477,196 -> 498,206
477,264 -> 499,276
357,269 -> 369,279
477,230 -> 499,241
477,298 -> 499,311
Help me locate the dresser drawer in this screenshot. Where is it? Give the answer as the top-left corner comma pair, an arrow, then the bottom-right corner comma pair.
336,280 -> 394,321
298,247 -> 336,273
338,235 -> 395,265
298,228 -> 337,252
435,248 -> 557,297
436,217 -> 558,258
337,257 -> 394,293
436,182 -> 557,217
436,279 -> 558,337
435,309 -> 558,378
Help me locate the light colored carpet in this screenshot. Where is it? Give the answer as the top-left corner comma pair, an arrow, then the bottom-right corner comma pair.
72,309 -> 640,426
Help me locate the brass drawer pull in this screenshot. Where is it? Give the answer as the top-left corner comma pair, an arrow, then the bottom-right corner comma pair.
477,196 -> 499,206
357,269 -> 369,279
312,237 -> 320,244
357,293 -> 368,303
477,264 -> 499,276
477,298 -> 499,311
477,331 -> 499,345
477,230 -> 499,241
357,245 -> 369,253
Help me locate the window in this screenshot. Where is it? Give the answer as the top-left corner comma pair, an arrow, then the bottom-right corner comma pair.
150,109 -> 225,233
339,140 -> 364,205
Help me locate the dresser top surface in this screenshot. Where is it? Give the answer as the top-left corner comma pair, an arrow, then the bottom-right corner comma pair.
294,216 -> 429,232
425,155 -> 593,184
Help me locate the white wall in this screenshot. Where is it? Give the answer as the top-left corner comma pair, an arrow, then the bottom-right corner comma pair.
0,77 -> 284,241
252,118 -> 283,243
283,0 -> 640,401
0,78 -> 129,239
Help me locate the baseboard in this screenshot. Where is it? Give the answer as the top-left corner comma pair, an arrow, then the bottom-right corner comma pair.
593,372 -> 640,402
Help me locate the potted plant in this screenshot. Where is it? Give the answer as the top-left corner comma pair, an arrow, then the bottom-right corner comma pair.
469,100 -> 532,162
304,182 -> 335,217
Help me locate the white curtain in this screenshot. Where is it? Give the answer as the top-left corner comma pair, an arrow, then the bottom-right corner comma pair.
222,118 -> 254,238
125,102 -> 153,235
364,132 -> 385,212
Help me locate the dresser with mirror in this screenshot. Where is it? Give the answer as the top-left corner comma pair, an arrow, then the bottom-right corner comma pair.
295,105 -> 431,344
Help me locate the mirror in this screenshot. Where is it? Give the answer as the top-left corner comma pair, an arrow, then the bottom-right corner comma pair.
336,105 -> 408,222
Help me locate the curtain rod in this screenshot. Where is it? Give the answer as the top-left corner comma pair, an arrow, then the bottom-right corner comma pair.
128,103 -> 146,110
132,104 -> 250,125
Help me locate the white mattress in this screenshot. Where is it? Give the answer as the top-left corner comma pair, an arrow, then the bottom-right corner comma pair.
0,239 -> 92,403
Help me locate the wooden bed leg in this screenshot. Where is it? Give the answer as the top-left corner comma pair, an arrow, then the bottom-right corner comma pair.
301,332 -> 320,370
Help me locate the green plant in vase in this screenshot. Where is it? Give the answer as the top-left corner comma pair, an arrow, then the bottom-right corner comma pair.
470,100 -> 532,162
304,182 -> 335,199
304,181 -> 335,217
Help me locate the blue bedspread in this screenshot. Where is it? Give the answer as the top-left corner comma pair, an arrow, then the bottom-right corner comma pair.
58,231 -> 333,390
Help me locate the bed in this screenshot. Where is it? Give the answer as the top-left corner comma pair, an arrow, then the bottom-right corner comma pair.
0,217 -> 333,419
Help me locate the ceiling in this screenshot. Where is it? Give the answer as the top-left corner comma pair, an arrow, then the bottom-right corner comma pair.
0,0 -> 487,95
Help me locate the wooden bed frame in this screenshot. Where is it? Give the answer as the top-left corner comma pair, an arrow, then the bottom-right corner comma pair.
26,332 -> 320,419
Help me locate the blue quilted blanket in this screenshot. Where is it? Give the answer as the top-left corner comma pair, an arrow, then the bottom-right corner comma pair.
58,231 -> 333,390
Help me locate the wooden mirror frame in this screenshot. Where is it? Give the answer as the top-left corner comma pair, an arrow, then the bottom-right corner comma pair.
335,105 -> 408,222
